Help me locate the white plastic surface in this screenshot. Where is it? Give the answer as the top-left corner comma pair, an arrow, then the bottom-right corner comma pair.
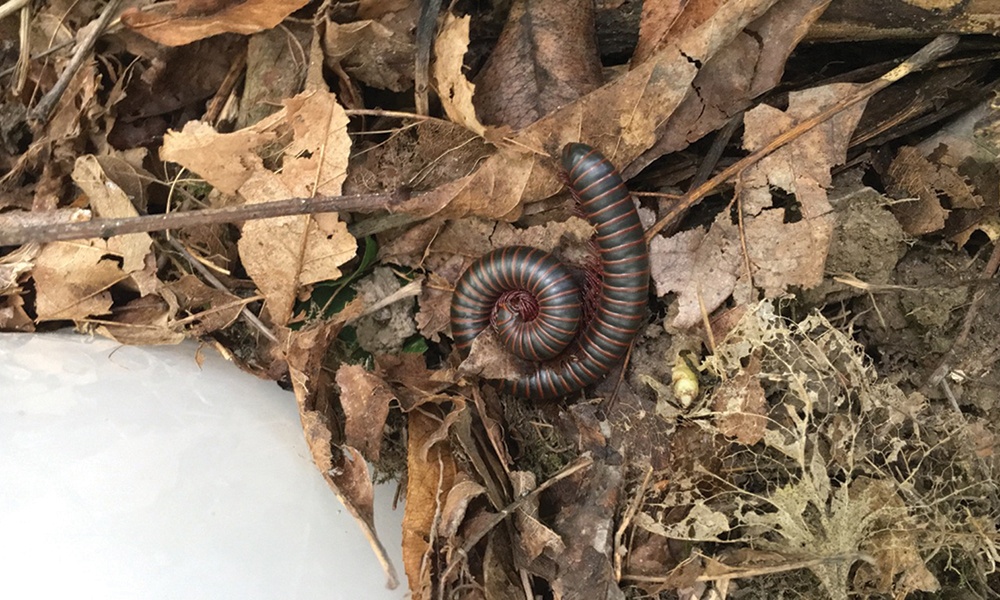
0,332 -> 407,600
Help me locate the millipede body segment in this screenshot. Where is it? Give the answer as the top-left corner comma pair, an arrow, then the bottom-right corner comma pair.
450,143 -> 650,400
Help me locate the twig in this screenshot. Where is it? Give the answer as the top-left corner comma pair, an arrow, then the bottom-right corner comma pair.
204,46 -> 247,126
643,33 -> 961,243
0,190 -> 409,246
29,0 -> 122,124
621,552 -> 869,585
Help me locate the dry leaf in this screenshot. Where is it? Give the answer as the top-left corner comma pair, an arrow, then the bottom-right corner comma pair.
33,241 -> 124,321
72,156 -> 153,274
161,274 -> 243,337
163,91 -> 357,325
287,322 -> 400,589
632,0 -> 689,66
161,120 -> 273,195
438,475 -> 487,539
402,409 -> 458,600
886,145 -> 969,235
0,243 -> 38,296
736,83 -> 868,297
396,0 -> 779,222
323,17 -> 416,92
650,211 -> 742,330
336,364 -> 396,462
121,0 -> 310,47
96,295 -> 185,345
629,0 -> 832,175
473,0 -> 603,130
710,359 -> 767,445
432,14 -> 485,136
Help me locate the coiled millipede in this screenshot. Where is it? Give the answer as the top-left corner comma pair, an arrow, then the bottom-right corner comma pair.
451,143 -> 650,400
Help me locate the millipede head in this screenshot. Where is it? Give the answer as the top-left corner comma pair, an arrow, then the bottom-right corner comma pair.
561,142 -> 596,173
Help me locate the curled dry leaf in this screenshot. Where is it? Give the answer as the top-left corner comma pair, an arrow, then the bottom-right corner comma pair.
335,364 -> 395,462
432,14 -> 486,136
438,475 -> 487,540
403,409 -> 458,600
0,243 -> 38,296
121,0 -> 311,47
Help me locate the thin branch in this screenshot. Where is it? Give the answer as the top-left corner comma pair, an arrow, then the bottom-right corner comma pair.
0,190 -> 410,246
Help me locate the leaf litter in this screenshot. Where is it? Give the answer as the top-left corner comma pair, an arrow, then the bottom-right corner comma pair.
3,0 -> 1000,598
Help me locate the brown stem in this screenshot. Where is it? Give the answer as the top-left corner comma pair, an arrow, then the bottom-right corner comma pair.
0,190 -> 410,246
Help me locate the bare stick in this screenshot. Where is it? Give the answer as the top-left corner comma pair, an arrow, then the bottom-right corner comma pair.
0,190 -> 409,246
644,33 -> 961,242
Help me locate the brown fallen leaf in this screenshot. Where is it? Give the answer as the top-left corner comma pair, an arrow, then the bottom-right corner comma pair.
121,0 -> 311,47
649,211 -> 742,330
738,82 -> 867,296
432,14 -> 486,136
710,356 -> 767,445
72,156 -> 153,276
402,408 -> 458,600
323,10 -> 417,92
336,364 -> 396,462
473,0 -> 603,130
652,81 -> 869,325
630,0 -> 832,175
886,145 -> 975,236
375,353 -> 457,411
437,474 -> 487,539
287,321 -> 400,589
631,0 -> 690,67
33,155 -> 158,323
415,271 -> 455,343
32,241 -> 122,321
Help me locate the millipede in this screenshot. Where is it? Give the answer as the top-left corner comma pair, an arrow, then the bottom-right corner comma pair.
450,143 -> 650,400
